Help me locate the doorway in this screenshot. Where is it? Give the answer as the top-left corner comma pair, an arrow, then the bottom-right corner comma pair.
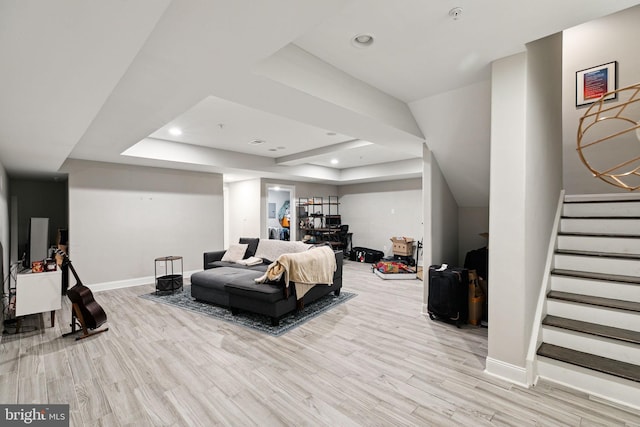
266,185 -> 294,241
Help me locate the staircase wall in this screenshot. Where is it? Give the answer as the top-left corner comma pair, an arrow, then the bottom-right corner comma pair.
486,32 -> 563,384
562,5 -> 640,194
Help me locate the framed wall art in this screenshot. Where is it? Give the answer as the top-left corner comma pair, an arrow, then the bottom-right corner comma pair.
576,61 -> 617,106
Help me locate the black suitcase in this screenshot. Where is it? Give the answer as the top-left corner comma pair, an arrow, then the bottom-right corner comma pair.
427,265 -> 469,326
350,247 -> 384,263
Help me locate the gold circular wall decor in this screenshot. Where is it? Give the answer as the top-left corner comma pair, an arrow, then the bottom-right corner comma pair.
577,83 -> 640,190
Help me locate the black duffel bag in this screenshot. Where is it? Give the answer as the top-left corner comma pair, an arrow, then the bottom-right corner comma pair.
350,247 -> 384,263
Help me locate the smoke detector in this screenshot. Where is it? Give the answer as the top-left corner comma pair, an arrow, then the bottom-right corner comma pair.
449,7 -> 463,20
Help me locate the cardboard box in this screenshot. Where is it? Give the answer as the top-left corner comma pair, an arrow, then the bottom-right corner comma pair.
390,236 -> 415,256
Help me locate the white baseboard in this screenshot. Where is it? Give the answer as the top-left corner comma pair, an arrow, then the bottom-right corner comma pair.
485,357 -> 530,388
88,269 -> 200,293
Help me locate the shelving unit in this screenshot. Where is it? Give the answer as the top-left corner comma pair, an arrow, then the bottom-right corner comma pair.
297,196 -> 350,251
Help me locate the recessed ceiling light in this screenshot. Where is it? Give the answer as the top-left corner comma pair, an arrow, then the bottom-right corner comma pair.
268,148 -> 277,152
277,146 -> 286,150
352,33 -> 374,48
169,127 -> 182,136
330,159 -> 339,165
326,132 -> 336,136
249,139 -> 265,145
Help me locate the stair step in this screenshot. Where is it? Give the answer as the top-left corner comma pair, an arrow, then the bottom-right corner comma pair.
551,274 -> 640,303
537,343 -> 640,383
557,235 -> 640,256
553,252 -> 640,277
547,291 -> 640,313
562,200 -> 640,217
558,231 -> 640,238
543,315 -> 640,345
542,320 -> 640,365
560,217 -> 640,236
546,299 -> 640,332
564,195 -> 640,203
562,216 -> 640,220
555,249 -> 640,260
551,269 -> 640,285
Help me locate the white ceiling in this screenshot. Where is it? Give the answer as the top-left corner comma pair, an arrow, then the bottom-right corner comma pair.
1,0 -> 639,206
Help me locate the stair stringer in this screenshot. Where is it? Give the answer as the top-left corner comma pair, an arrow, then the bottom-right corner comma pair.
525,190 -> 564,385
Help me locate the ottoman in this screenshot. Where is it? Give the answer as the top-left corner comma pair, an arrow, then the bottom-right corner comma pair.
190,267 -> 264,307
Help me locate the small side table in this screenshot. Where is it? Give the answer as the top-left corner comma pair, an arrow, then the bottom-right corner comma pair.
155,256 -> 183,294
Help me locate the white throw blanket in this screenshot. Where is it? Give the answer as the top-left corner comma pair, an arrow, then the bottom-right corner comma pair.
255,246 -> 337,300
235,256 -> 263,266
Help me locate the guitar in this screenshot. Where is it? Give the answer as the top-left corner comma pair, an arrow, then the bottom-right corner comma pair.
55,249 -> 108,338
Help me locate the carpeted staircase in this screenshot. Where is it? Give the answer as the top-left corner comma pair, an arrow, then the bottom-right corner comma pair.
535,195 -> 640,410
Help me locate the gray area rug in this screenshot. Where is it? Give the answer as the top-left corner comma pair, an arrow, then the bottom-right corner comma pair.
140,285 -> 356,336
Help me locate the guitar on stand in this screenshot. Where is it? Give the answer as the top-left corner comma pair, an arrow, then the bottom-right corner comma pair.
55,249 -> 109,340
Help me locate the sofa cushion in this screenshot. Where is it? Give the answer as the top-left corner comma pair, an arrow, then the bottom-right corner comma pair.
209,260 -> 268,272
224,281 -> 286,304
221,243 -> 248,262
239,237 -> 260,258
254,239 -> 311,263
191,267 -> 264,292
209,260 -> 245,269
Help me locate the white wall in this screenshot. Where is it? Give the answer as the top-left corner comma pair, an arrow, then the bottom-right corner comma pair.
410,80 -> 491,208
488,52 -> 528,383
563,5 -> 640,194
290,181 -> 339,201
458,207 -> 489,265
429,154 -> 459,266
422,145 -> 433,271
63,160 -> 223,289
422,146 -> 459,310
339,178 -> 422,256
487,33 -> 563,385
0,162 -> 8,296
523,33 -> 564,362
227,179 -> 261,243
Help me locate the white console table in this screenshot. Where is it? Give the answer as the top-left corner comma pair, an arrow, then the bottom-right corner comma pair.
15,269 -> 62,329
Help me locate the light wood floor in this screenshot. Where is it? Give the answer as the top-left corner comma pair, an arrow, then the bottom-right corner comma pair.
2,261 -> 640,426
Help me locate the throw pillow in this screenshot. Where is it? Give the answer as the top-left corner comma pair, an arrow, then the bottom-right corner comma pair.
239,237 -> 260,258
221,243 -> 248,262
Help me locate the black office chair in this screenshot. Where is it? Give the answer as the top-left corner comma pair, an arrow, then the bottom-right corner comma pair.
338,224 -> 351,254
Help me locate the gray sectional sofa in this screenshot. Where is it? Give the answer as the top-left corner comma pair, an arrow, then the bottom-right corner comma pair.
190,238 -> 343,325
